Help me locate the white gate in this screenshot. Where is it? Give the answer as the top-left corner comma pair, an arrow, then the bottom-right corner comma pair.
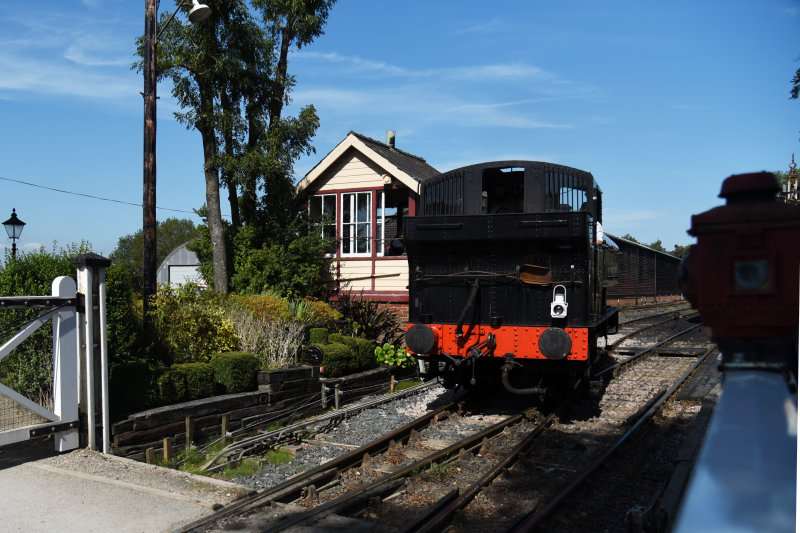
0,276 -> 80,451
0,255 -> 111,453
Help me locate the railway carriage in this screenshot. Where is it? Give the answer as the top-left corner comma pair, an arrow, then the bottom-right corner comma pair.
404,161 -> 620,394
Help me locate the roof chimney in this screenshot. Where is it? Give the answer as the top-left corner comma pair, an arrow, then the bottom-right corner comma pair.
386,130 -> 396,149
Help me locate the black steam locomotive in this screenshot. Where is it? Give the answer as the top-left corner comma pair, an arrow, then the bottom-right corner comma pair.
404,161 -> 620,394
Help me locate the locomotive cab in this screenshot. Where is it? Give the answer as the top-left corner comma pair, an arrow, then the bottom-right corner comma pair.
405,161 -> 619,394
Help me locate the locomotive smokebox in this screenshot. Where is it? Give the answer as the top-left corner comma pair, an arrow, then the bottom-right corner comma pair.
681,172 -> 800,341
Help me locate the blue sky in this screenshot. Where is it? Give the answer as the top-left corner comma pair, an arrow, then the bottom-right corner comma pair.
0,0 -> 798,258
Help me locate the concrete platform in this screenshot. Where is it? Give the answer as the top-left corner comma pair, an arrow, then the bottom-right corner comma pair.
0,436 -> 249,533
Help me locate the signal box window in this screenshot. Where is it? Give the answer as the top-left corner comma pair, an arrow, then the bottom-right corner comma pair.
342,192 -> 371,256
310,194 -> 336,253
378,188 -> 408,256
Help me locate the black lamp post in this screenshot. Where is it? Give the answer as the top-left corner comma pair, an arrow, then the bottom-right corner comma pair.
3,208 -> 25,258
142,0 -> 211,317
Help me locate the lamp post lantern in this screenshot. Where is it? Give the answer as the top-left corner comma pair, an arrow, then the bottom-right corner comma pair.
142,0 -> 211,320
3,208 -> 25,258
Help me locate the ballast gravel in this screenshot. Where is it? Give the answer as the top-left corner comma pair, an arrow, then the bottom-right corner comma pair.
230,383 -> 458,491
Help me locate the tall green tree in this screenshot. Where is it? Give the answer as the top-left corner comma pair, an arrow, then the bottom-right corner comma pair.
136,0 -> 335,295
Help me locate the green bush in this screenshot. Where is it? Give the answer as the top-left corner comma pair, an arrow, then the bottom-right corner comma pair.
105,263 -> 147,365
319,342 -> 357,378
308,327 -> 329,345
333,291 -> 402,344
375,343 -> 416,369
181,362 -> 216,399
109,361 -> 151,414
157,367 -> 188,404
157,362 -> 215,403
355,337 -> 377,370
330,333 -> 357,350
150,284 -> 239,364
211,352 -> 260,393
318,337 -> 378,378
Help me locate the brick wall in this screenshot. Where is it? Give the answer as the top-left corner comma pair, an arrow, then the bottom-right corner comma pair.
378,301 -> 409,323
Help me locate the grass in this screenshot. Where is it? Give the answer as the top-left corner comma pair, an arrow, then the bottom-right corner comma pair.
264,448 -> 293,465
412,460 -> 454,480
220,458 -> 261,478
393,378 -> 420,392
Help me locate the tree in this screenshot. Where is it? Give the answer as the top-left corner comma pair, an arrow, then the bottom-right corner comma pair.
791,66 -> 800,100
137,0 -> 335,295
671,243 -> 691,258
109,218 -> 198,292
648,239 -> 666,253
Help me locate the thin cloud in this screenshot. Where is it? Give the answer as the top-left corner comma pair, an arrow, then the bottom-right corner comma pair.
0,51 -> 138,101
453,17 -> 504,35
64,34 -> 131,67
294,83 -> 574,131
295,51 -> 560,83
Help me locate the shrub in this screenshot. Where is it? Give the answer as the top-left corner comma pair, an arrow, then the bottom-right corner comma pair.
291,299 -> 341,324
375,343 -> 416,369
157,363 -> 215,403
180,363 -> 216,399
333,291 -> 402,344
224,306 -> 305,370
105,263 -> 148,365
319,342 -> 355,378
228,292 -> 292,322
157,367 -> 188,404
308,327 -> 329,345
109,361 -> 151,414
211,352 -> 260,393
329,333 -> 357,350
355,338 -> 377,370
150,284 -> 239,364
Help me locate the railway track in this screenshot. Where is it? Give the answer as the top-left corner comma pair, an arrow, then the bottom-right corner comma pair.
193,380 -> 444,474
175,394 -> 539,532
175,315 -> 716,532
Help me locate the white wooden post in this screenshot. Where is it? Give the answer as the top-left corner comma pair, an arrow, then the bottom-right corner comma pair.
71,253 -> 112,453
97,267 -> 110,454
78,266 -> 96,450
52,276 -> 79,451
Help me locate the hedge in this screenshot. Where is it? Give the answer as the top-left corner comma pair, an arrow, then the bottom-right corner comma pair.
308,327 -> 329,345
211,352 -> 260,393
319,342 -> 356,377
157,362 -> 215,404
109,361 -> 151,414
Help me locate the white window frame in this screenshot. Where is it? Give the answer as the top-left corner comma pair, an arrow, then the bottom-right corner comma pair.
377,191 -> 385,257
341,191 -> 372,257
309,193 -> 337,244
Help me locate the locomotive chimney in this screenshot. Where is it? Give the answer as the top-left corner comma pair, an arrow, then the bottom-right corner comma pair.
386,130 -> 396,149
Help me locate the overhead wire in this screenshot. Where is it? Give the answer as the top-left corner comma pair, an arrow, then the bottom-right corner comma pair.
0,174 -> 206,215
